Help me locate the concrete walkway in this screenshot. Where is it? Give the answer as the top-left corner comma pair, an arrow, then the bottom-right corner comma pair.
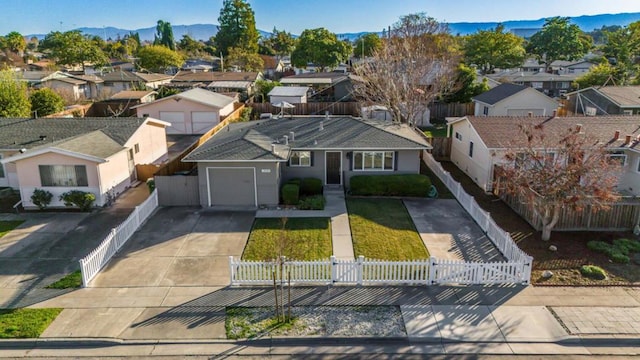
255,189 -> 354,260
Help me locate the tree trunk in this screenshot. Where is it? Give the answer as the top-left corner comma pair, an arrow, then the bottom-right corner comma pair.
541,225 -> 552,241
540,204 -> 561,241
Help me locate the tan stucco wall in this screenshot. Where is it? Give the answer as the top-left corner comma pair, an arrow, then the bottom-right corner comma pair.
124,121 -> 169,165
450,120 -> 494,191
98,150 -> 132,201
136,99 -> 232,134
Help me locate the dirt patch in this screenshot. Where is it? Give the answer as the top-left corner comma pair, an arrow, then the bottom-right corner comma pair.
440,160 -> 640,286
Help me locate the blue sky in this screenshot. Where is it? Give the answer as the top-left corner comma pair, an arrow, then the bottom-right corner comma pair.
3,0 -> 640,35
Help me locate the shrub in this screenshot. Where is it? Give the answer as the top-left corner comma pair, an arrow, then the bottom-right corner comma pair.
146,178 -> 156,193
300,177 -> 323,196
350,174 -> 432,197
613,238 -> 640,254
29,88 -> 65,116
31,189 -> 53,210
59,190 -> 96,212
580,265 -> 607,280
587,239 -> 638,263
298,195 -> 325,210
281,184 -> 299,205
285,178 -> 301,186
610,251 -> 630,264
587,240 -> 611,253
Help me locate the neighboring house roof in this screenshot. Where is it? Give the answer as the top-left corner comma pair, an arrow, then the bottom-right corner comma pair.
68,74 -> 104,83
100,71 -> 171,83
135,72 -> 173,82
591,86 -> 640,108
183,116 -> 430,162
451,115 -> 640,151
472,83 -> 528,105
20,70 -> 67,82
208,80 -> 252,89
172,71 -> 260,84
110,90 -> 157,100
53,77 -> 87,85
133,88 -> 235,110
268,86 -> 309,97
280,72 -> 348,85
259,55 -> 281,70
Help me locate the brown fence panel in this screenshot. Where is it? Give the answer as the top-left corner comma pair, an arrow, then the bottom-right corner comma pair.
136,164 -> 161,182
429,103 -> 474,121
155,175 -> 200,206
429,137 -> 452,160
249,102 -> 358,117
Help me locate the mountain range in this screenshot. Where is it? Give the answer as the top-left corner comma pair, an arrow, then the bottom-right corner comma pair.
26,12 -> 640,42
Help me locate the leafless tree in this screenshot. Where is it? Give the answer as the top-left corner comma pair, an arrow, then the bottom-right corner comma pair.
352,13 -> 459,126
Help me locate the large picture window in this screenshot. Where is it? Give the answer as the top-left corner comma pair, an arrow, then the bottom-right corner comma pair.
39,165 -> 88,187
353,151 -> 394,171
289,151 -> 311,167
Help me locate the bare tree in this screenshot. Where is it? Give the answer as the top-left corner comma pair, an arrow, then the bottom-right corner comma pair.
496,122 -> 622,241
352,13 -> 459,126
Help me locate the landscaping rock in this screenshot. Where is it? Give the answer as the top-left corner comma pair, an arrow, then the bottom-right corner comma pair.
548,245 -> 558,252
542,270 -> 554,279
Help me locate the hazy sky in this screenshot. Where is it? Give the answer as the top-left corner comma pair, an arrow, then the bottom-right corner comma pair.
3,0 -> 640,34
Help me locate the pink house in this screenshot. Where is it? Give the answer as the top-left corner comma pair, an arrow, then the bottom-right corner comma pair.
0,117 -> 170,209
133,88 -> 237,134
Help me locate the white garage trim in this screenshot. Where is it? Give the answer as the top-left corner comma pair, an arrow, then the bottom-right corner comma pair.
206,166 -> 257,207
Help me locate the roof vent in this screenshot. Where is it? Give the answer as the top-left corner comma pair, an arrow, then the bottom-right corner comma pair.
614,130 -> 620,140
528,112 -> 533,117
289,131 -> 295,141
271,144 -> 276,153
325,110 -> 329,119
39,135 -> 47,141
283,135 -> 289,145
319,121 -> 324,131
625,135 -> 632,144
576,123 -> 583,133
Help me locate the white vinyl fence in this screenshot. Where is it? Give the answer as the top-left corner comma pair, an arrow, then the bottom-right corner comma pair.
79,190 -> 159,287
229,256 -> 530,285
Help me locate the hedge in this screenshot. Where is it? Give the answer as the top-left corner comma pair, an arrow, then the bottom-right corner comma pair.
281,184 -> 299,205
350,174 -> 432,197
300,177 -> 322,196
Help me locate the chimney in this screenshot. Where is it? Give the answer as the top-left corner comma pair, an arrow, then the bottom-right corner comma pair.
289,131 -> 295,141
319,121 -> 324,131
528,112 -> 533,117
625,135 -> 632,144
614,130 -> 620,140
576,123 -> 583,133
283,135 -> 289,145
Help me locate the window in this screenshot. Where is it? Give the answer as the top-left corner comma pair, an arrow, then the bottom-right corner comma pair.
455,132 -> 462,141
608,151 -> 627,167
468,142 -> 474,158
0,154 -> 4,178
483,106 -> 489,115
134,144 -> 140,153
353,151 -> 394,171
623,110 -> 633,116
531,82 -> 543,89
39,165 -> 88,187
289,151 -> 311,167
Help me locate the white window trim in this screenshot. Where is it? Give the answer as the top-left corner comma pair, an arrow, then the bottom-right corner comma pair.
289,151 -> 311,167
608,153 -> 627,167
352,151 -> 394,171
39,164 -> 89,187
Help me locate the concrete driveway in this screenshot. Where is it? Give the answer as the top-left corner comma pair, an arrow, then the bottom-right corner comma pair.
92,207 -> 255,287
404,199 -> 504,262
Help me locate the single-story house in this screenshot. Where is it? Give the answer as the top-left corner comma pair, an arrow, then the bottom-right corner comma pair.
280,72 -> 353,102
100,71 -> 173,94
0,117 -> 170,209
133,88 -> 236,135
206,71 -> 263,98
110,90 -> 157,104
550,60 -> 596,75
566,86 -> 640,116
182,116 -> 430,207
473,83 -> 559,117
66,74 -> 105,99
447,115 -> 640,195
259,55 -> 285,78
268,86 -> 309,104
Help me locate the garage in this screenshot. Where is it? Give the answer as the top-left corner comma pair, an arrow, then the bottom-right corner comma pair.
159,111 -> 187,134
207,167 -> 256,206
192,111 -> 220,134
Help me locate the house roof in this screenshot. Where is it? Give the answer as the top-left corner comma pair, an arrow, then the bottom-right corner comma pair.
172,71 -> 260,83
52,77 -> 87,85
453,115 -> 640,150
268,86 -> 309,97
183,116 -> 430,162
472,83 -> 528,105
68,74 -> 104,83
259,55 -> 280,70
110,90 -> 157,100
593,86 -> 640,108
208,80 -> 252,89
0,117 -> 158,153
280,72 -> 348,85
133,88 -> 235,110
135,72 -> 173,82
100,70 -> 171,83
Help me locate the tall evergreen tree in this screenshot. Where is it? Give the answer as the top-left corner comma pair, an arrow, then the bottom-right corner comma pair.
154,20 -> 176,50
215,0 -> 259,56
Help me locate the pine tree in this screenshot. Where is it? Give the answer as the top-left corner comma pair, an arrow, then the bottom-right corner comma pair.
215,0 -> 259,56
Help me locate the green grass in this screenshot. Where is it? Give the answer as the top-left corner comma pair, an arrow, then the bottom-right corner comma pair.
0,220 -> 24,238
423,125 -> 448,138
347,198 -> 428,260
243,218 -> 332,261
0,308 -> 62,338
225,307 -> 300,339
46,270 -> 82,289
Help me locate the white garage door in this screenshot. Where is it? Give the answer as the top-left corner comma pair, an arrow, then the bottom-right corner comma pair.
159,111 -> 187,134
208,168 -> 256,206
192,111 -> 219,134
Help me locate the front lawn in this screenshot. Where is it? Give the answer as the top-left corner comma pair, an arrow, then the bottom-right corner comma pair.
46,270 -> 82,289
347,198 -> 428,260
243,218 -> 332,261
0,220 -> 24,238
0,308 -> 62,338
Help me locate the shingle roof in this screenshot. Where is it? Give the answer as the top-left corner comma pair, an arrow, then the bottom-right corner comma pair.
172,71 -> 260,83
461,116 -> 640,150
596,86 -> 640,107
100,71 -> 171,83
472,83 -> 528,105
0,117 -> 150,153
268,86 -> 308,97
110,90 -> 156,100
281,72 -> 348,85
183,116 -> 430,162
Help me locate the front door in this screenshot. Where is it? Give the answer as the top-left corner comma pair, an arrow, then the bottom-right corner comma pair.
325,151 -> 342,185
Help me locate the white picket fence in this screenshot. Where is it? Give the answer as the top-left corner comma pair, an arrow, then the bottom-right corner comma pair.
422,153 -> 533,266
78,190 -> 159,287
229,256 -> 530,285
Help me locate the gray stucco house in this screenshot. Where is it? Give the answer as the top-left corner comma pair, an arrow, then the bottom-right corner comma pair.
182,116 -> 430,207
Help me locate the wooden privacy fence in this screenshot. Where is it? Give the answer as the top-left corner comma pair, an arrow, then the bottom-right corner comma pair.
249,102 -> 359,116
229,256 -> 530,285
429,137 -> 452,160
78,190 -> 159,287
429,102 -> 474,121
496,188 -> 640,231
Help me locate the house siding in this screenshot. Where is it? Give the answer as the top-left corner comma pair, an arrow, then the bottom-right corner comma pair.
270,94 -> 307,104
450,120 -> 494,191
619,150 -> 640,196
0,151 -> 19,188
475,89 -> 559,116
124,121 -> 169,165
97,150 -> 133,203
136,99 -> 233,134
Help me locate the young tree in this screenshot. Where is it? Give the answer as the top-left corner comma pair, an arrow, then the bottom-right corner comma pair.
154,20 -> 176,50
136,45 -> 184,73
352,13 -> 459,125
178,34 -> 205,57
527,17 -> 593,70
441,64 -> 490,103
601,22 -> 640,83
0,69 -> 31,117
573,62 -> 617,89
226,46 -> 264,71
255,79 -> 281,102
215,0 -> 259,56
263,28 -> 296,58
291,28 -> 351,71
353,33 -> 382,58
498,122 -> 621,241
30,88 -> 65,116
463,25 -> 526,74
40,31 -> 108,70
3,31 -> 27,54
